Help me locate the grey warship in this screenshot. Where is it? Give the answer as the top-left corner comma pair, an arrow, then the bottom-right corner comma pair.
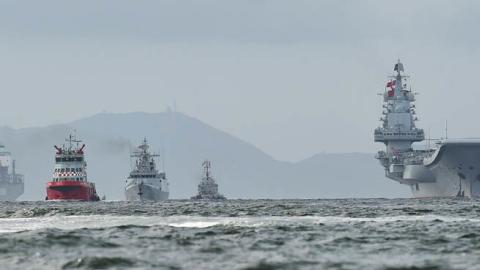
125,139 -> 169,201
375,60 -> 480,197
191,160 -> 226,200
0,144 -> 24,201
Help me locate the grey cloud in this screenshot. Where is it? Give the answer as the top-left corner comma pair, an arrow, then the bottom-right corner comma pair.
1,0 -> 479,45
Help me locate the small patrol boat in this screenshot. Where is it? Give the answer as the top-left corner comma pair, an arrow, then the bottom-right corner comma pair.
191,160 -> 226,200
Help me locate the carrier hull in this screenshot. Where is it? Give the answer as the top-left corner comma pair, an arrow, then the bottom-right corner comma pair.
125,183 -> 169,201
409,141 -> 480,198
46,181 -> 99,201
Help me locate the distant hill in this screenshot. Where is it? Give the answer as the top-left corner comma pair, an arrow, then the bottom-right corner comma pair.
0,112 -> 410,200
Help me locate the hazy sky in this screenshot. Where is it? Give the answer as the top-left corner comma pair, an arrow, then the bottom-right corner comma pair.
1,0 -> 480,161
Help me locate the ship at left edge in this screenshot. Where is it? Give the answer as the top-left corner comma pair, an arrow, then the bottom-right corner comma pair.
0,143 -> 24,201
46,134 -> 100,201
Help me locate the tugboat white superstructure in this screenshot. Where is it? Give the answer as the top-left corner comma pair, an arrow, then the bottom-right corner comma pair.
375,60 -> 480,197
0,144 -> 24,201
125,139 -> 169,201
191,160 -> 226,200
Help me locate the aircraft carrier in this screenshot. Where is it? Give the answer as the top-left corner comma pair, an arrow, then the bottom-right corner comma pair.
0,144 -> 24,201
374,60 -> 480,197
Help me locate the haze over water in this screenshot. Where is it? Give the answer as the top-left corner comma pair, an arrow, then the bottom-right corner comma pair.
1,199 -> 479,269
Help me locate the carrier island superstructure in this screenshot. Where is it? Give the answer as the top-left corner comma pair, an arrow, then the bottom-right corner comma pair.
125,139 -> 169,201
0,144 -> 24,201
375,60 -> 480,197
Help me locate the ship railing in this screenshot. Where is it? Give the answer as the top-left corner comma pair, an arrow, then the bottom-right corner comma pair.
55,156 -> 84,162
374,128 -> 424,135
402,149 -> 435,165
374,128 -> 424,141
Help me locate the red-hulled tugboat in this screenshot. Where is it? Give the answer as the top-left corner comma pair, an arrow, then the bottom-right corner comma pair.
46,134 -> 100,201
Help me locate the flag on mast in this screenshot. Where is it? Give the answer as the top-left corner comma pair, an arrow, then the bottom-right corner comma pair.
386,80 -> 396,89
386,80 -> 396,97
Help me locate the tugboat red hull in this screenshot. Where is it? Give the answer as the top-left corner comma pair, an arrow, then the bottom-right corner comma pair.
46,181 -> 99,201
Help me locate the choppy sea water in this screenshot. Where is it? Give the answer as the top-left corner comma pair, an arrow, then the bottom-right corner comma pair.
1,199 -> 480,269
